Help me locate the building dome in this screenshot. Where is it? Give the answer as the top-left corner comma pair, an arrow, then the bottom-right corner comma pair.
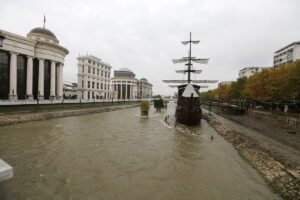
140,78 -> 148,82
114,68 -> 135,78
29,27 -> 57,39
119,68 -> 132,72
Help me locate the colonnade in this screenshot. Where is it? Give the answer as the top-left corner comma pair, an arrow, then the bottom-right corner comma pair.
114,84 -> 136,99
8,52 -> 63,100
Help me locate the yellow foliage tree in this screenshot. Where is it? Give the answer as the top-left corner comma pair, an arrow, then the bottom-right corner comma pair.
243,69 -> 270,101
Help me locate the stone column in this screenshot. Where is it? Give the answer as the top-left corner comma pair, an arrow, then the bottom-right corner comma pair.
38,58 -> 44,100
56,63 -> 63,99
120,84 -> 123,99
9,52 -> 18,100
26,56 -> 33,100
50,61 -> 56,99
125,84 -> 128,100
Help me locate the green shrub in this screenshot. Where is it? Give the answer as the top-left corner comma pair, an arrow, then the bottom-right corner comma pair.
154,99 -> 164,109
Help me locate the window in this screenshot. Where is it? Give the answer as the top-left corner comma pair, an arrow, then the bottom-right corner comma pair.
97,69 -> 99,75
93,62 -> 95,65
101,83 -> 103,89
82,80 -> 84,88
88,66 -> 91,73
101,71 -> 103,76
97,83 -> 99,89
88,60 -> 91,64
93,68 -> 95,74
82,66 -> 84,73
88,81 -> 90,88
92,82 -> 94,88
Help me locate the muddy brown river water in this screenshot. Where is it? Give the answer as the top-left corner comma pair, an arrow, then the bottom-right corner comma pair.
0,103 -> 281,200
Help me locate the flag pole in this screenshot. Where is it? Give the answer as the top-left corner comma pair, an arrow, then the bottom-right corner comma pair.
43,14 -> 46,29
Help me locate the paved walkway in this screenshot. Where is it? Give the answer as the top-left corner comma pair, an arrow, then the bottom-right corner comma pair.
203,109 -> 300,170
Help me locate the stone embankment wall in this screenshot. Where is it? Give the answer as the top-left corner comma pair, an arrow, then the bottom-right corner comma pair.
0,104 -> 138,127
247,109 -> 300,132
203,113 -> 300,200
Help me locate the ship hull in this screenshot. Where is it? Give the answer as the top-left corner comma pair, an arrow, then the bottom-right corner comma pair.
174,84 -> 202,126
175,105 -> 202,126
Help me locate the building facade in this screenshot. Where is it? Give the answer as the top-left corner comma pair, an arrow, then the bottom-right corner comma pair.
137,78 -> 152,99
238,67 -> 265,78
111,68 -> 138,100
63,82 -> 77,99
218,81 -> 233,87
77,55 -> 112,100
274,41 -> 300,67
0,28 -> 69,100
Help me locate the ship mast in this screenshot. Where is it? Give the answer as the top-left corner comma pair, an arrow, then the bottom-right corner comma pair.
163,33 -> 217,86
181,32 -> 200,83
187,32 -> 195,83
188,32 -> 192,83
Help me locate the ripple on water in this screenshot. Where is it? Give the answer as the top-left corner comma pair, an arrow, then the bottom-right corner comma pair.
0,105 -> 281,200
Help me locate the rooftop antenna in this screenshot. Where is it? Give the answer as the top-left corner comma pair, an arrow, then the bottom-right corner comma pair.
43,14 -> 46,29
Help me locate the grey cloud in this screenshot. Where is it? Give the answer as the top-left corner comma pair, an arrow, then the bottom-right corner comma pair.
1,0 -> 300,95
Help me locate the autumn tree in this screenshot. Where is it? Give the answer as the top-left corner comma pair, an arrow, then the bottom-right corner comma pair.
266,65 -> 291,100
243,69 -> 271,101
228,77 -> 247,100
287,60 -> 300,100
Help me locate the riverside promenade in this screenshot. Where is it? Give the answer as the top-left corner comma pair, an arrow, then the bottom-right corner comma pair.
202,108 -> 300,199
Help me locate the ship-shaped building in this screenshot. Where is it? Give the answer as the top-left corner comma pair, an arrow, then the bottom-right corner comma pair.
163,33 -> 217,126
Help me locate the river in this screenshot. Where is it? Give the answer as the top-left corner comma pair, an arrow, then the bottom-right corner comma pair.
0,103 -> 281,199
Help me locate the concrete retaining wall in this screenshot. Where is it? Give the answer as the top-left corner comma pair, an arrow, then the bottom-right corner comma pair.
247,109 -> 300,132
0,104 -> 138,127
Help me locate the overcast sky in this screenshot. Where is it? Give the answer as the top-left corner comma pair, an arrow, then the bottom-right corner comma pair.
1,0 -> 300,95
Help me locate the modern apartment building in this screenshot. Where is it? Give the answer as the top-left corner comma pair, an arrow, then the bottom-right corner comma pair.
274,41 -> 300,67
238,67 -> 266,78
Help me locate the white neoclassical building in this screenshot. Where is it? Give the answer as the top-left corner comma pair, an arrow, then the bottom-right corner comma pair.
77,54 -> 112,100
0,27 -> 68,100
111,68 -> 138,100
137,78 -> 152,99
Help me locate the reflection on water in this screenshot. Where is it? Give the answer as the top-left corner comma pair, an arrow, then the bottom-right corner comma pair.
0,103 -> 280,199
